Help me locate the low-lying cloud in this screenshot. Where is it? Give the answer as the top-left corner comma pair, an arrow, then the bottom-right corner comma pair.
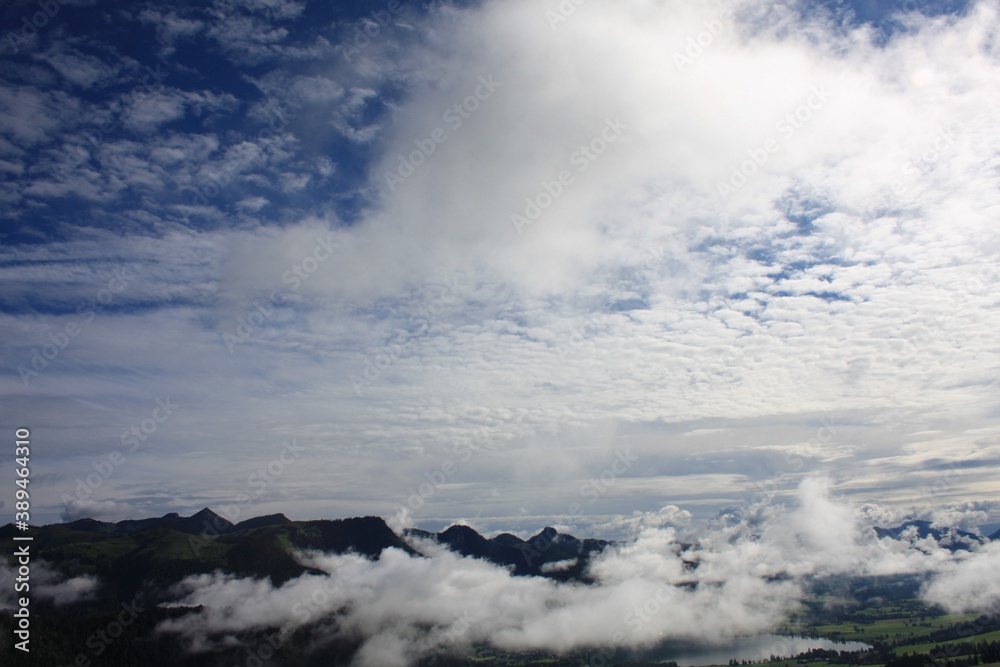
157,478 -> 999,667
923,541 -> 1000,613
0,561 -> 99,610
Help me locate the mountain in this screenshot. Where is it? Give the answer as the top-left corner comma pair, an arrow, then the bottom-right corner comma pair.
4,510 -> 610,596
62,508 -> 236,537
0,509 -> 415,666
873,519 -> 987,551
438,523 -> 491,555
406,523 -> 610,580
990,527 -> 1000,541
0,510 -> 416,595
0,509 -> 620,666
232,513 -> 291,531
187,507 -> 235,534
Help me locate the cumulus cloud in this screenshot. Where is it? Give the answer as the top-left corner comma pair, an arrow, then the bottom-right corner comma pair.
923,541 -> 1000,613
595,504 -> 694,536
160,540 -> 797,665
927,501 -> 1000,533
858,500 -> 1000,536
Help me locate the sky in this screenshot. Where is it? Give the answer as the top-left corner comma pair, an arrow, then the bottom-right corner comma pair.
1,0 -> 999,535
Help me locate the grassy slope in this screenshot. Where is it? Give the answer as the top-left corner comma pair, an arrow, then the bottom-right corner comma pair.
814,613 -> 981,643
892,629 -> 1000,656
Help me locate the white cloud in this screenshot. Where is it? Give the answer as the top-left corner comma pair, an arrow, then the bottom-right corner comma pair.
923,541 -> 1000,613
0,561 -> 99,610
138,8 -> 206,56
122,88 -> 238,132
35,44 -> 119,88
60,498 -> 138,522
0,84 -> 81,147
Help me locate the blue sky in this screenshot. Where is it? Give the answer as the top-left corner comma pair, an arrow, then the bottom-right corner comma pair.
1,0 -> 999,535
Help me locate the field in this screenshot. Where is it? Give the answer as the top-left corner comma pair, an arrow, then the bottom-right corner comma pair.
814,612 -> 982,644
679,600 -> 1000,667
892,630 -> 1000,657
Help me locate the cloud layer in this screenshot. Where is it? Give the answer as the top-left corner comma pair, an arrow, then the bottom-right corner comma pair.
156,479 -> 999,667
0,0 -> 998,532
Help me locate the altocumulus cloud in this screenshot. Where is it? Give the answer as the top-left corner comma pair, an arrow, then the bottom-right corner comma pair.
2,0 -> 999,542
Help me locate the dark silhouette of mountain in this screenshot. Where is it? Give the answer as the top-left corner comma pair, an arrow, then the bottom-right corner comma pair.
112,511 -> 184,535
281,515 -> 415,558
438,523 -> 491,555
98,508 -> 282,537
873,519 -> 986,551
0,510 -> 417,596
0,510 -> 419,667
66,508 -> 237,537
232,513 -> 291,531
990,527 -> 1000,540
63,517 -> 117,533
187,507 -> 234,534
406,523 -> 610,580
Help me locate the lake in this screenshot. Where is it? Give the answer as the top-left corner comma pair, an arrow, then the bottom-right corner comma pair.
643,634 -> 872,666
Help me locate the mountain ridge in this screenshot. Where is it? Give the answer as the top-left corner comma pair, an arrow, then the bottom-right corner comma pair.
404,523 -> 611,580
873,519 -> 988,551
4,510 -> 994,588
0,511 -> 417,595
2,508 -> 617,592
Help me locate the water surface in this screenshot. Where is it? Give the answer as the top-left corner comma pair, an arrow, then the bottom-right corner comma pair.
646,633 -> 871,666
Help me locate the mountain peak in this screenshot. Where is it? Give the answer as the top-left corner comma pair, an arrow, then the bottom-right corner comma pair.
529,526 -> 564,545
422,525 -> 607,580
438,524 -> 491,558
189,507 -> 234,533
